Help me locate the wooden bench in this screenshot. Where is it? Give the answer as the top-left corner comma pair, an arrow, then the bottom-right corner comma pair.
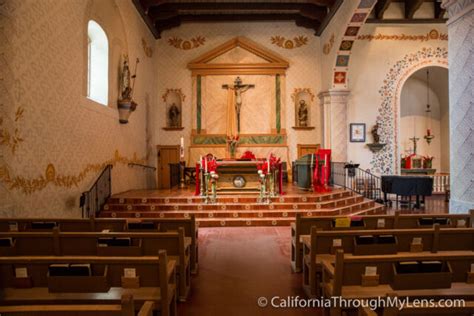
301,225 -> 474,297
291,210 -> 474,272
0,251 -> 176,316
0,228 -> 192,302
0,216 -> 199,275
321,250 -> 474,316
359,297 -> 474,316
0,294 -> 154,316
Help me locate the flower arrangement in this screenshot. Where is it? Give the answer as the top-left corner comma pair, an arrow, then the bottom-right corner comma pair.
240,151 -> 256,160
401,155 -> 408,169
207,159 -> 218,173
268,154 -> 281,171
423,156 -> 434,169
226,135 -> 239,158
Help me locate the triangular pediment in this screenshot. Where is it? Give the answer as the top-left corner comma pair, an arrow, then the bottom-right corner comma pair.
188,37 -> 289,76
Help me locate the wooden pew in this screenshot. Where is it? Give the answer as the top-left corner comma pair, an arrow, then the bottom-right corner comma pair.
0,228 -> 192,302
321,250 -> 474,316
0,216 -> 199,274
291,210 -> 474,272
0,294 -> 154,316
301,225 -> 474,297
0,251 -> 176,316
359,298 -> 474,316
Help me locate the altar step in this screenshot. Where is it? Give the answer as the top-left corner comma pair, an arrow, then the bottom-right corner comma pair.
103,195 -> 365,212
106,188 -> 352,205
100,188 -> 386,226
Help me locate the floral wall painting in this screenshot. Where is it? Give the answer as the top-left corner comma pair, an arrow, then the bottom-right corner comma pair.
271,35 -> 308,49
168,36 -> 206,50
350,123 -> 366,142
162,89 -> 185,130
370,47 -> 448,175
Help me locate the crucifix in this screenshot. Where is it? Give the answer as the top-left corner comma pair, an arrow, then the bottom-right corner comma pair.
222,77 -> 255,133
410,136 -> 420,155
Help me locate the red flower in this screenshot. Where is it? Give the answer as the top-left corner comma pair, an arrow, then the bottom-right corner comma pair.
241,151 -> 256,160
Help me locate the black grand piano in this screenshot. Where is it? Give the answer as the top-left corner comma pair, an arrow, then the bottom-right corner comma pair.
381,175 -> 433,209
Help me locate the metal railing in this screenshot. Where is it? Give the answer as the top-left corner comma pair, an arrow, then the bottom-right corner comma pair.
331,162 -> 383,202
80,165 -> 112,218
128,163 -> 156,171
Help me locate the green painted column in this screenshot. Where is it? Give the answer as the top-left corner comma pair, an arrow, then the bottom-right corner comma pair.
275,74 -> 281,134
196,75 -> 202,134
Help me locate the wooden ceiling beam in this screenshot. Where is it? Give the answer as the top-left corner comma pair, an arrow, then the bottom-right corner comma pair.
434,1 -> 446,18
374,0 -> 393,19
155,14 -> 321,36
148,3 -> 328,22
405,0 -> 425,19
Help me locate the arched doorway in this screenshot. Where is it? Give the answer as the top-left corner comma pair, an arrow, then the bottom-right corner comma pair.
399,66 -> 449,174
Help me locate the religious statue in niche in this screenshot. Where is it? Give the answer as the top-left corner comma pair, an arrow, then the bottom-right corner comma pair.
117,55 -> 139,124
297,100 -> 309,127
291,88 -> 314,130
168,103 -> 181,128
371,123 -> 380,143
162,89 -> 185,130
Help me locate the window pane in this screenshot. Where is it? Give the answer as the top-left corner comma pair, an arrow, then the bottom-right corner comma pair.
87,20 -> 108,105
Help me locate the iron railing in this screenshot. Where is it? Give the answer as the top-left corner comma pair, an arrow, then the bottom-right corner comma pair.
80,164 -> 112,218
331,162 -> 383,202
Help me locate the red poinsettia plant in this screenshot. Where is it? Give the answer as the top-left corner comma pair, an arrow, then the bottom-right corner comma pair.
423,156 -> 434,169
268,154 -> 281,171
207,159 -> 218,173
240,151 -> 256,160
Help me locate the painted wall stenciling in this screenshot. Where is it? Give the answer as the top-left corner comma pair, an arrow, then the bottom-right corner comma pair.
0,151 -> 145,194
332,0 -> 378,88
0,106 -> 24,155
162,89 -> 186,102
168,36 -> 206,50
357,29 -> 448,42
323,34 -> 335,55
270,36 -> 308,49
0,0 -> 156,217
192,135 -> 286,145
142,38 -> 153,57
370,47 -> 448,174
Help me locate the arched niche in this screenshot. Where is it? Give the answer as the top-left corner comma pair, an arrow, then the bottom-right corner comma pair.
291,88 -> 315,130
162,89 -> 185,130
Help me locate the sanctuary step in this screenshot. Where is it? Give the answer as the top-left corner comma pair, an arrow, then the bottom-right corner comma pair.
100,188 -> 386,227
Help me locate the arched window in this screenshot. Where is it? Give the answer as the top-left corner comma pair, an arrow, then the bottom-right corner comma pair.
87,20 -> 108,105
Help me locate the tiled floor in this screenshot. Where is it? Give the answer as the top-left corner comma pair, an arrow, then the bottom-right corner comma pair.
174,195 -> 449,315
178,227 -> 323,316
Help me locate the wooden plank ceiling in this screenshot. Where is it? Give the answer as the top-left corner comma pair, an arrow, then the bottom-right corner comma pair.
132,0 -> 343,38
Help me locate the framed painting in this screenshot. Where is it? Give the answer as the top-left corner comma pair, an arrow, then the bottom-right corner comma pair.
350,123 -> 366,142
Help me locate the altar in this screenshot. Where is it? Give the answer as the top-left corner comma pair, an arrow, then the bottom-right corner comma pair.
215,160 -> 260,192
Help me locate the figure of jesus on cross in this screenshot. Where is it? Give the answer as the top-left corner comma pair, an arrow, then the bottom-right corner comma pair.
222,77 -> 255,133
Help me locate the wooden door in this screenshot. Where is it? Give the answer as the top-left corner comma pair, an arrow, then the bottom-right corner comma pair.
297,144 -> 320,158
157,145 -> 180,189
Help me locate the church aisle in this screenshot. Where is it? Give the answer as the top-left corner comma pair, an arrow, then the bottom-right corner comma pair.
178,227 -> 322,316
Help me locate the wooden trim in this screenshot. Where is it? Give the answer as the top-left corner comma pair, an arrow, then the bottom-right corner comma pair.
188,36 -> 289,65
292,126 -> 315,130
366,18 -> 448,24
162,127 -> 185,131
188,36 -> 289,76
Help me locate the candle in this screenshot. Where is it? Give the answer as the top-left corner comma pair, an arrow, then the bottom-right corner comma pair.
199,155 -> 202,168
180,137 -> 185,159
267,155 -> 270,173
310,153 -> 314,167
205,158 -> 208,173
